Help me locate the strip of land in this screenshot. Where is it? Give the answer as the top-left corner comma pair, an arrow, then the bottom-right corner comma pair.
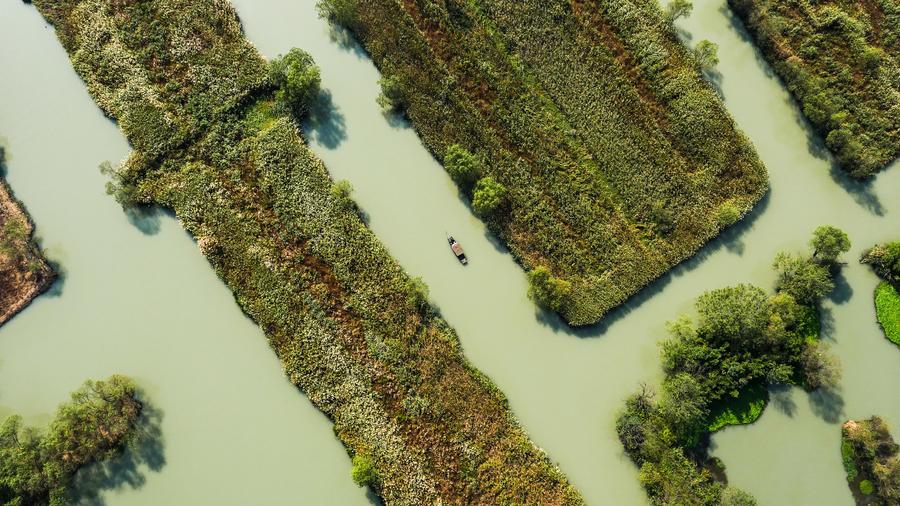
841,417 -> 900,504
318,0 -> 768,325
0,148 -> 54,326
729,0 -> 900,178
30,0 -> 582,502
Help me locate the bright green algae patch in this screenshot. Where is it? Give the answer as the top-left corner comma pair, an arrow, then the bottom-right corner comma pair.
30,0 -> 582,503
318,0 -> 768,325
729,0 -> 900,178
875,281 -> 900,346
704,383 -> 768,433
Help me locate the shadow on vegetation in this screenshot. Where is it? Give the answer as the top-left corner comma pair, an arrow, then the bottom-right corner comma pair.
382,109 -> 412,130
74,401 -> 166,505
542,190 -> 771,338
808,387 -> 844,424
305,89 -> 347,150
769,385 -> 798,417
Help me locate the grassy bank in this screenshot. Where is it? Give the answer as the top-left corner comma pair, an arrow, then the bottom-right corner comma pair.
617,227 -> 847,504
0,146 -> 55,326
30,0 -> 582,502
728,0 -> 900,178
840,417 -> 900,504
317,0 -> 768,325
0,375 -> 143,504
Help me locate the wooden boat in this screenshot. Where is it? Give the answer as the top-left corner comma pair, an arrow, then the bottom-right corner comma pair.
447,235 -> 468,265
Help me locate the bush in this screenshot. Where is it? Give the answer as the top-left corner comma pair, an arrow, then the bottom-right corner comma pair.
664,0 -> 693,24
694,40 -> 719,71
527,266 -> 571,312
859,479 -> 874,495
721,487 -> 757,506
316,0 -> 358,27
351,453 -> 379,488
471,177 -> 507,216
377,74 -> 406,113
269,48 -> 322,119
330,179 -> 356,211
444,145 -> 482,187
800,341 -> 841,389
861,241 -> 900,284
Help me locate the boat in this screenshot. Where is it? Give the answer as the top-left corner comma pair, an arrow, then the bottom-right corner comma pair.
447,234 -> 468,265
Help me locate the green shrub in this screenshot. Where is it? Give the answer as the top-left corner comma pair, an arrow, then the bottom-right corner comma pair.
330,179 -> 356,211
444,145 -> 482,187
694,40 -> 719,70
376,74 -> 406,113
269,48 -> 321,119
471,177 -> 507,216
527,266 -> 571,312
859,479 -> 874,495
809,225 -> 850,264
772,253 -> 834,304
351,453 -> 379,488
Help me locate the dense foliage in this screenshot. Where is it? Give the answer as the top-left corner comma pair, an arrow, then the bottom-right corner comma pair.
729,0 -> 900,178
0,375 -> 142,505
0,148 -> 55,326
841,417 -> 900,504
317,0 -> 768,325
31,0 -> 582,503
862,241 -> 900,346
616,228 -> 846,505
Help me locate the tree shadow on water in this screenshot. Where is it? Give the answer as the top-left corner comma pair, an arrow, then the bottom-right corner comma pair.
769,385 -> 797,417
124,206 -> 169,236
305,89 -> 347,150
73,402 -> 166,505
808,387 -> 844,424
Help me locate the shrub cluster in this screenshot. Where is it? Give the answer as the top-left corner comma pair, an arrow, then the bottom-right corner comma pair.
317,0 -> 768,325
32,0 -> 583,503
617,228 -> 847,505
729,0 -> 900,178
840,417 -> 900,504
0,375 -> 143,504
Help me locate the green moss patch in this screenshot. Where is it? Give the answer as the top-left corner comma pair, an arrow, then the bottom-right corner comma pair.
875,281 -> 900,346
705,383 -> 768,433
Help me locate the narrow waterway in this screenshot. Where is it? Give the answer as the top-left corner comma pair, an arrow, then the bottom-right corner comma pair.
2,0 -> 899,504
0,3 -> 368,505
232,0 -> 900,504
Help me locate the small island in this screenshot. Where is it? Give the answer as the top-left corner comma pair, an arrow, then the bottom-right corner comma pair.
617,226 -> 849,504
841,416 -> 900,504
0,146 -> 54,326
861,241 -> 900,346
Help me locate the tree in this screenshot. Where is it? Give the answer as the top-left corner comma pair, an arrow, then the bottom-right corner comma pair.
810,225 -> 851,264
694,40 -> 719,71
695,284 -> 771,345
444,145 -> 482,187
659,373 -> 708,443
330,179 -> 356,211
800,341 -> 841,389
638,448 -> 722,505
772,253 -> 834,304
472,177 -> 507,216
269,48 -> 321,119
527,266 -> 571,312
664,0 -> 693,24
721,487 -> 757,506
861,241 -> 900,283
316,0 -> 358,27
350,453 -> 379,488
377,74 -> 406,113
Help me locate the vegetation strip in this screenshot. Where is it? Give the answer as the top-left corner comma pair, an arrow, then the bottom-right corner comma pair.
729,0 -> 900,178
616,226 -> 848,504
317,0 -> 768,325
861,241 -> 900,346
30,0 -> 582,502
0,375 -> 144,504
840,417 -> 900,504
0,145 -> 55,326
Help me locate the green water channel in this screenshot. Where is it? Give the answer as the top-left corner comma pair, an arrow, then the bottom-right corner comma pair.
2,0 -> 899,504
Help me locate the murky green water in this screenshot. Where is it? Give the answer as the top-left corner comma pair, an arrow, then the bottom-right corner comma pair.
2,0 -> 899,504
